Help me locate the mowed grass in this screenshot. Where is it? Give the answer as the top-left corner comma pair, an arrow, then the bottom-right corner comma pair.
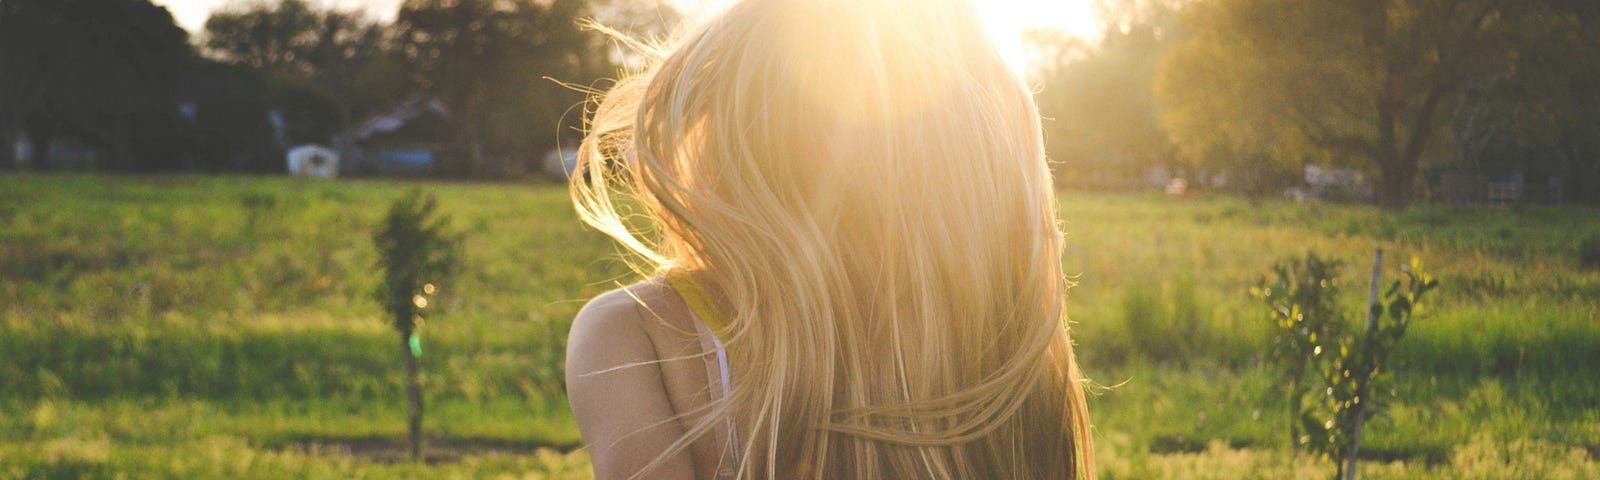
1,174 -> 1596,478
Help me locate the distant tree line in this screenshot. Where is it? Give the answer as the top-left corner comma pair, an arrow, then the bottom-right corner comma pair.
1031,0 -> 1600,206
0,0 -> 676,176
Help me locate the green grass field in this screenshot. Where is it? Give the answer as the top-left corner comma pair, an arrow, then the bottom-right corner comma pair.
2,174 -> 1597,478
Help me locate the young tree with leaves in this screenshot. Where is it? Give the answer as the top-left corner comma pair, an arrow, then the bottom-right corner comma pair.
1252,253 -> 1347,451
373,190 -> 460,461
1256,252 -> 1437,479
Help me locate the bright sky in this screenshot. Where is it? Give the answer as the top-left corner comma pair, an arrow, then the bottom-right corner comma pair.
676,0 -> 1101,72
154,0 -> 1101,71
977,0 -> 1101,72
153,0 -> 404,34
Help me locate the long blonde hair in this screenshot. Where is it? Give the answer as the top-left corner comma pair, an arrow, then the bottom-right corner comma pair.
571,0 -> 1093,477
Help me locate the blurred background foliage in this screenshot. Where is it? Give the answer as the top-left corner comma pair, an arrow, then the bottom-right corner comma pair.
1030,0 -> 1600,207
1,0 -> 1595,208
0,0 -> 679,176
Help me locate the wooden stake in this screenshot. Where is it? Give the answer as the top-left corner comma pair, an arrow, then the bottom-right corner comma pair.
1345,249 -> 1383,480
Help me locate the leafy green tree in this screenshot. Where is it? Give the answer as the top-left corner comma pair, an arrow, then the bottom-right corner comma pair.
0,0 -> 192,171
1252,253 -> 1347,452
373,190 -> 461,461
395,0 -> 674,176
1438,1 -> 1600,204
1256,252 -> 1437,479
1155,0 -> 1562,207
1313,255 -> 1435,479
1029,16 -> 1179,189
203,0 -> 393,147
397,0 -> 567,175
1511,0 -> 1600,204
202,0 -> 324,72
183,59 -> 281,172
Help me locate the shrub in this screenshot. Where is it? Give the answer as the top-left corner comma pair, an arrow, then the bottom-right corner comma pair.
1255,251 -> 1437,480
1579,233 -> 1600,270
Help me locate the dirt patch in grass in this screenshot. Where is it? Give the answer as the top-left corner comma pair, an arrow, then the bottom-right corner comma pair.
285,435 -> 578,464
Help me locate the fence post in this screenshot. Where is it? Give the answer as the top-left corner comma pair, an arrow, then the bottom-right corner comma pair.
1344,249 -> 1383,480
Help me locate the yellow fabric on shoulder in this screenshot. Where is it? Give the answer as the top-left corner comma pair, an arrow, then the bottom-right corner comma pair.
663,270 -> 728,341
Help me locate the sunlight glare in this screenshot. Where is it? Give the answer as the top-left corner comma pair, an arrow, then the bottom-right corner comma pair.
674,0 -> 1102,74
973,0 -> 1101,74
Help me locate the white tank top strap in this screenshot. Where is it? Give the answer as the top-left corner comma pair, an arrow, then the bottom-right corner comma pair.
691,315 -> 733,399
687,308 -> 740,475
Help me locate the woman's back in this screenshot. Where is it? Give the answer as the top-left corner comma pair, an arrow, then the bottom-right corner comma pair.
564,0 -> 1093,478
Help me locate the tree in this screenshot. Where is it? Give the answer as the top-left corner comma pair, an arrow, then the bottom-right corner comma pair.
1155,0 -> 1557,207
1505,0 -> 1600,204
373,190 -> 460,461
203,0 -> 393,148
180,59 -> 281,172
1255,252 -> 1437,479
0,0 -> 192,171
396,0 -> 574,175
1027,3 -> 1182,189
1252,253 -> 1347,453
395,0 -> 661,176
202,0 -> 324,72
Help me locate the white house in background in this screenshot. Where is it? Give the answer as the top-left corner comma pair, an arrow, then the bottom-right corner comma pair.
287,144 -> 339,178
1290,164 -> 1372,201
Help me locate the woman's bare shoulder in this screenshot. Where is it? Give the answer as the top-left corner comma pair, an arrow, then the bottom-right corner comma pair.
564,279 -> 702,392
564,280 -> 698,479
567,279 -> 695,350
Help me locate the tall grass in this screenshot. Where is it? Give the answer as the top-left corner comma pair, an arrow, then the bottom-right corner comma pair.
1,175 -> 1596,477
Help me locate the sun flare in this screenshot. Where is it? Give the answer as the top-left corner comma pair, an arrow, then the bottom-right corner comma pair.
676,0 -> 1102,74
973,0 -> 1101,74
